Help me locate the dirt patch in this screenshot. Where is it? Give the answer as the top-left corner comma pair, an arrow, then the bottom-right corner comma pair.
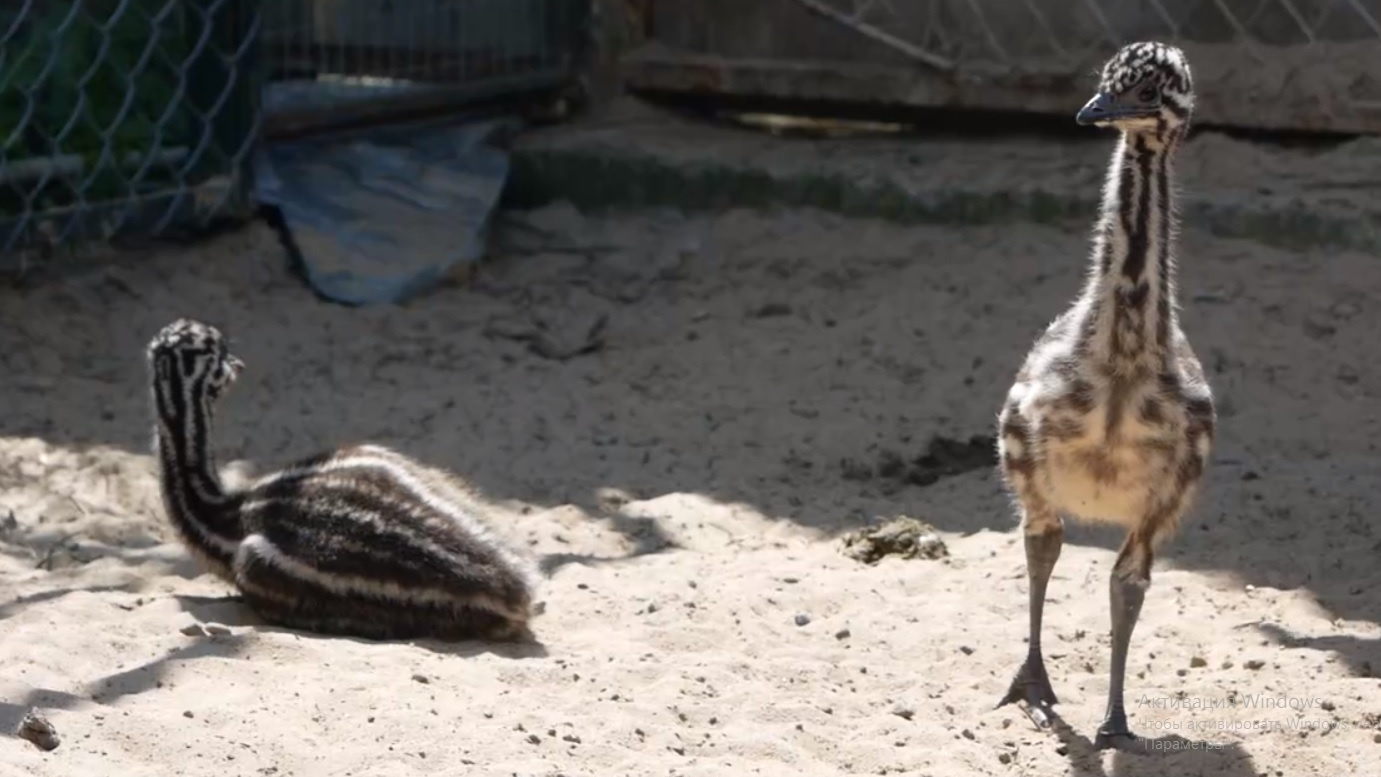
840,516 -> 949,563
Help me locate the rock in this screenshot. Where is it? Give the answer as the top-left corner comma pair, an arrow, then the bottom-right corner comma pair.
835,628 -> 851,640
891,702 -> 915,721
794,613 -> 811,627
179,623 -> 208,637
412,674 -> 430,684
15,709 -> 59,751
1190,656 -> 1208,668
1244,659 -> 1266,670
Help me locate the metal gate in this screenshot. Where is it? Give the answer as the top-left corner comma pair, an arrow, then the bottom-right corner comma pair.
623,0 -> 1381,135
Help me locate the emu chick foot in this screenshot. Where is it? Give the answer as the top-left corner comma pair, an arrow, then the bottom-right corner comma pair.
997,652 -> 1059,727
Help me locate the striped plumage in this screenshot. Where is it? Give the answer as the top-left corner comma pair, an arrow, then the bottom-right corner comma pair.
993,42 -> 1215,748
147,319 -> 539,642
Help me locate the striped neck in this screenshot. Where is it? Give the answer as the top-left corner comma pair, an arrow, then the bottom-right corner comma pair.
1079,128 -> 1183,369
151,372 -> 244,574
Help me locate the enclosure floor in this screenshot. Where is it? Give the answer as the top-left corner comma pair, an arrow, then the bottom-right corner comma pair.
1,202 -> 1378,776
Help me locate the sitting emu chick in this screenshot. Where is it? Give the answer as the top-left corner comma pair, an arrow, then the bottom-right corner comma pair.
994,42 -> 1215,748
147,318 -> 539,642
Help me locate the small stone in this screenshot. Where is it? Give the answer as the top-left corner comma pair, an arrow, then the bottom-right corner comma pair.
998,752 -> 1012,764
1320,700 -> 1336,712
835,628 -> 851,640
526,733 -> 541,744
959,645 -> 975,656
1190,656 -> 1208,668
562,733 -> 581,744
891,703 -> 915,721
183,710 -> 194,719
794,613 -> 811,627
179,623 -> 208,637
412,674 -> 430,684
1055,744 -> 1069,756
961,728 -> 975,740
840,458 -> 873,481
1373,732 -> 1381,744
1177,669 -> 1188,677
204,623 -> 232,636
1221,660 -> 1234,669
1244,659 -> 1266,670
751,302 -> 793,318
15,709 -> 59,751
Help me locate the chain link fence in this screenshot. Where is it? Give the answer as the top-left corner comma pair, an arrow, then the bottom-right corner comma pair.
0,0 -> 261,268
0,0 -> 592,270
261,0 -> 592,137
625,0 -> 1381,135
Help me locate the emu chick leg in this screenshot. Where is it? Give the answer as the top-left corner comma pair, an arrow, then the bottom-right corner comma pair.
997,515 -> 1063,725
1095,531 -> 1153,749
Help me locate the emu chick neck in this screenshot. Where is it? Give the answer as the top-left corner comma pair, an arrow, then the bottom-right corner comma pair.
1080,130 -> 1183,369
152,380 -> 244,576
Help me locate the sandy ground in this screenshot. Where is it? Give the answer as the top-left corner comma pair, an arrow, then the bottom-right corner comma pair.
1,185 -> 1380,776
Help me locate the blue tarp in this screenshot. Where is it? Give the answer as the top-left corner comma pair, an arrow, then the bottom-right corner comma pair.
253,117 -> 521,305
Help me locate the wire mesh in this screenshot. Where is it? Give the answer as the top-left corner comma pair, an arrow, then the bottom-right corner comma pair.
0,0 -> 591,267
0,0 -> 262,267
261,0 -> 592,131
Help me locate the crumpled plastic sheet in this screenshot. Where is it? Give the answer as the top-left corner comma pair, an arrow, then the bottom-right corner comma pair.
254,116 -> 520,305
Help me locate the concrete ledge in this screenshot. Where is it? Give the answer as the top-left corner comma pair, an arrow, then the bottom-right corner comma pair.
509,100 -> 1381,253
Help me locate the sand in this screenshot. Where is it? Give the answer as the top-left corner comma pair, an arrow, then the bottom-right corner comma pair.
1,188 -> 1379,776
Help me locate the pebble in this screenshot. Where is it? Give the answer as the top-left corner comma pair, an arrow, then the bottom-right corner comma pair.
179,623 -> 208,637
794,613 -> 811,627
412,674 -> 430,684
1190,656 -> 1208,668
891,703 -> 915,721
15,709 -> 59,751
1244,659 -> 1266,670
835,628 -> 851,640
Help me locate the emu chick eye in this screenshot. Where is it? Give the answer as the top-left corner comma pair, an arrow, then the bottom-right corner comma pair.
1138,86 -> 1157,102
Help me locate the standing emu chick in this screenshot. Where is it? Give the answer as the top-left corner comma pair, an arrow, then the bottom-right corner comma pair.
148,318 -> 539,642
994,42 -> 1215,748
